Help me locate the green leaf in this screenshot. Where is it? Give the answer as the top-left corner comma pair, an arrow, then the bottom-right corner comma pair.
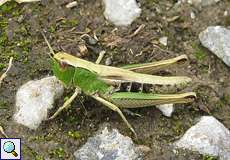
51,60 -> 75,87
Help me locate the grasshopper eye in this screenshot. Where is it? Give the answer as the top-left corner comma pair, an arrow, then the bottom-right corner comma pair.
59,61 -> 68,69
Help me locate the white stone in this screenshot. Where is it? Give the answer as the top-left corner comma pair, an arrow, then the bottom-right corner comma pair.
224,11 -> 228,16
74,127 -> 143,160
174,116 -> 230,160
66,1 -> 77,9
159,37 -> 168,46
199,26 -> 230,67
156,104 -> 174,117
190,11 -> 196,19
14,76 -> 64,129
103,0 -> 141,26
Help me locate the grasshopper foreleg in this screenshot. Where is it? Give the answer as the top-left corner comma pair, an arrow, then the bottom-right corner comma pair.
91,94 -> 137,137
48,87 -> 81,120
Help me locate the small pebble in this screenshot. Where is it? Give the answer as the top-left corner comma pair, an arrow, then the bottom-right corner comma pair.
105,57 -> 112,66
190,11 -> 196,19
66,1 -> 77,9
17,15 -> 24,23
78,44 -> 88,56
82,35 -> 98,45
159,36 -> 168,46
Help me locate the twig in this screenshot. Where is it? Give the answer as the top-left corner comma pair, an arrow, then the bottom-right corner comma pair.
41,31 -> 55,57
0,57 -> 13,87
127,24 -> 145,38
0,126 -> 8,138
152,44 -> 175,55
66,1 -> 77,9
95,51 -> 106,64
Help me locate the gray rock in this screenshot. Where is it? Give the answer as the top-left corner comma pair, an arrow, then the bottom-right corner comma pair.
174,116 -> 230,160
159,37 -> 168,46
199,26 -> 230,67
74,127 -> 143,160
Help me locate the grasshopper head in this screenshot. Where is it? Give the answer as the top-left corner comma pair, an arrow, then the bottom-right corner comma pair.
54,52 -> 68,61
53,52 -> 71,69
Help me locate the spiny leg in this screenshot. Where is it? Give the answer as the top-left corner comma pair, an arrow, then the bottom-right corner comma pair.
95,51 -> 106,64
48,87 -> 81,120
122,109 -> 142,117
91,94 -> 137,137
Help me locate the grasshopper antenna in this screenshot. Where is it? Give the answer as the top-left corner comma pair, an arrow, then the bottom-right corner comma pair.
41,31 -> 55,59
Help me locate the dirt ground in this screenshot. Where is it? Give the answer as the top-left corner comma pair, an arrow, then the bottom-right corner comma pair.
0,0 -> 230,159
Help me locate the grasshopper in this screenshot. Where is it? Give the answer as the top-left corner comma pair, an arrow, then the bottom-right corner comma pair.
42,33 -> 196,136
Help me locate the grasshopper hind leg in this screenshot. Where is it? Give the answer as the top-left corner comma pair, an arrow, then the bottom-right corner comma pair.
91,94 -> 137,137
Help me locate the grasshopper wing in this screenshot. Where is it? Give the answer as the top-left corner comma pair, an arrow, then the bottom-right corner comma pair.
121,55 -> 188,74
54,52 -> 191,86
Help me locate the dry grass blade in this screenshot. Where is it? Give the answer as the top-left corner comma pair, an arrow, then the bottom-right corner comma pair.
0,57 -> 13,87
0,126 -> 8,138
66,1 -> 77,9
0,0 -> 9,6
0,0 -> 40,6
15,0 -> 40,3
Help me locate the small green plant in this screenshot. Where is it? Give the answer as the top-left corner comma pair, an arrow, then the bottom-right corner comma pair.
50,147 -> 65,159
202,155 -> 218,160
67,131 -> 81,139
193,43 -> 207,61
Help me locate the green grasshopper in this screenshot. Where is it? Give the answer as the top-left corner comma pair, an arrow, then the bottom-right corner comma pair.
43,34 -> 196,136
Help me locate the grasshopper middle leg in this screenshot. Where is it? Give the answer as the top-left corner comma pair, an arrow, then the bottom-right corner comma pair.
91,94 -> 137,137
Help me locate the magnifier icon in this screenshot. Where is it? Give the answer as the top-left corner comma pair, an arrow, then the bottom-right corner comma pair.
3,141 -> 18,157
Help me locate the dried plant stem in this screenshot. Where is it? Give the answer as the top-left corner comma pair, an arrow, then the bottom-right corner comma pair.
0,57 -> 13,87
0,0 -> 40,6
0,126 -> 8,138
127,24 -> 145,38
95,51 -> 106,64
15,0 -> 40,3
